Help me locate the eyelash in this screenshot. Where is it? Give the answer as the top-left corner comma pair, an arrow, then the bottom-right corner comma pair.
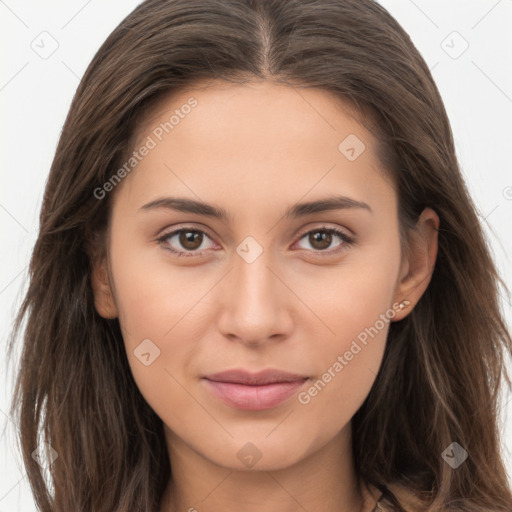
155,225 -> 354,258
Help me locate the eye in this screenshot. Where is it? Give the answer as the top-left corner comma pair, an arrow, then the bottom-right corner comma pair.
294,226 -> 354,254
156,227 -> 217,257
156,225 -> 354,258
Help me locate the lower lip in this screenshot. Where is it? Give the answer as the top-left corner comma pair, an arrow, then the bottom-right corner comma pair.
203,378 -> 307,410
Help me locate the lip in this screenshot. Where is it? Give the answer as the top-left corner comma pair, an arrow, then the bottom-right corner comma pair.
202,369 -> 308,410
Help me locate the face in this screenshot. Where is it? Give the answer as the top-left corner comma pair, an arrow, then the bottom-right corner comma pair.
92,80 -> 432,472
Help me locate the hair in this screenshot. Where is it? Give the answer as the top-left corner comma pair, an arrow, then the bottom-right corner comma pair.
7,0 -> 512,511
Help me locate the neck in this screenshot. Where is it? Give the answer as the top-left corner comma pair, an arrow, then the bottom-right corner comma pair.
159,424 -> 379,512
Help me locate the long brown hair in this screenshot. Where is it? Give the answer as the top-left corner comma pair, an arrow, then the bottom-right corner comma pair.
8,1 -> 512,510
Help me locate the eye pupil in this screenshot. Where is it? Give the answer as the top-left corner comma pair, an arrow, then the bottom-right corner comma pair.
310,231 -> 332,250
180,230 -> 202,250
161,227 -> 348,257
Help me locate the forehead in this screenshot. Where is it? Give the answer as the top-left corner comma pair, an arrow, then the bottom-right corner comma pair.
132,79 -> 376,152
114,79 -> 396,220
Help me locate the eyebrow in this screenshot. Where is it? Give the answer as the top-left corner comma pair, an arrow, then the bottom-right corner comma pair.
139,194 -> 372,221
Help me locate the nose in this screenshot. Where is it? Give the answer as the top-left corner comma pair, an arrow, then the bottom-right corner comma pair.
216,250 -> 294,347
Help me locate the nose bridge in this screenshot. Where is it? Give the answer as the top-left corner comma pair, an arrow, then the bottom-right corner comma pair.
232,245 -> 280,317
217,240 -> 292,343
237,252 -> 275,305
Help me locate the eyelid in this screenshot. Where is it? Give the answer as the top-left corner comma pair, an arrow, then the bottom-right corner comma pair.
156,223 -> 354,257
295,223 -> 353,241
292,224 -> 354,253
155,224 -> 219,257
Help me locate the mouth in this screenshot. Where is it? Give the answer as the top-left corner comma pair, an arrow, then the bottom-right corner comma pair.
202,369 -> 309,410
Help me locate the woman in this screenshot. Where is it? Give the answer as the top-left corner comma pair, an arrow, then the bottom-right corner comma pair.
8,0 -> 512,511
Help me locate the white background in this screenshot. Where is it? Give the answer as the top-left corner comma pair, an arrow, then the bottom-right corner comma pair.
0,1 -> 511,509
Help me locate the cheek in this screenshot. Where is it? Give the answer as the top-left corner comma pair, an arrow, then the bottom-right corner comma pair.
297,296 -> 392,432
112,265 -> 203,424
109,230 -> 214,342
301,237 -> 401,409
107,236 -> 209,406
311,239 -> 400,337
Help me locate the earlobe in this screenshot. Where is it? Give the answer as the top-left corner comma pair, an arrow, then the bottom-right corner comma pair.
90,257 -> 118,319
392,207 -> 440,321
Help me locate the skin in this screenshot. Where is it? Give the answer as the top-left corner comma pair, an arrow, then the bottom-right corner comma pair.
91,80 -> 439,512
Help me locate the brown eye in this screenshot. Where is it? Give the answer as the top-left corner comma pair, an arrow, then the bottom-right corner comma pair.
295,227 -> 353,254
157,225 -> 353,258
179,230 -> 203,250
308,230 -> 332,250
157,228 -> 216,257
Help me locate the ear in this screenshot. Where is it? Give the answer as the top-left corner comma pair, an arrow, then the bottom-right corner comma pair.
392,207 -> 439,321
90,256 -> 119,319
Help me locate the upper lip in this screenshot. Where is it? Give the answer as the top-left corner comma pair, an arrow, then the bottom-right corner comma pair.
203,369 -> 307,385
